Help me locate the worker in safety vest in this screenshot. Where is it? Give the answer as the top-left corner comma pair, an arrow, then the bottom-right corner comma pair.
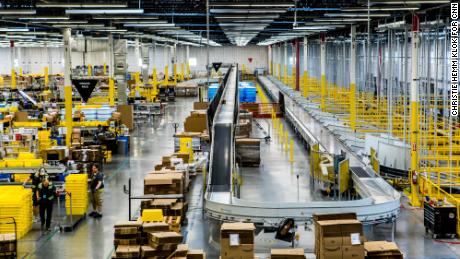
24,168 -> 49,221
37,178 -> 56,231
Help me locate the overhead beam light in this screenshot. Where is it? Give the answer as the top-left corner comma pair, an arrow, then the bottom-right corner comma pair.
92,16 -> 158,20
342,7 -> 419,11
37,3 -> 127,8
324,13 -> 391,18
19,16 -> 69,20
371,0 -> 450,4
314,18 -> 370,23
123,23 -> 175,27
66,9 -> 144,14
39,20 -> 89,24
210,9 -> 287,14
210,3 -> 294,7
214,15 -> 279,19
0,9 -> 36,15
0,28 -> 30,32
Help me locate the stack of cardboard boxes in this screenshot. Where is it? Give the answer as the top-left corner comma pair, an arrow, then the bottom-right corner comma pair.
114,221 -> 142,246
220,223 -> 255,259
184,111 -> 207,133
364,241 -> 403,259
144,173 -> 184,195
113,221 -> 206,259
271,248 -> 305,259
314,213 -> 365,259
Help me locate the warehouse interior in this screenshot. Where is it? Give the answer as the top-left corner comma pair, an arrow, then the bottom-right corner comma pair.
0,0 -> 457,259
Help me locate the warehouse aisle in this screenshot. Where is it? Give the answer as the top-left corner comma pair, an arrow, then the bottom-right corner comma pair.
18,98 -> 196,259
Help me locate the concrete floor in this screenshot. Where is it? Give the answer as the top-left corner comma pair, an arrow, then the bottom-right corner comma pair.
16,96 -> 460,259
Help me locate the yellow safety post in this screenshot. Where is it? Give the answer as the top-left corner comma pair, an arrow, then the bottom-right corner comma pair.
180,63 -> 185,81
303,71 -> 308,98
186,63 -> 191,80
11,69 -> 16,90
269,61 -> 273,76
289,139 -> 294,163
279,123 -> 284,143
134,72 -> 141,97
103,63 -> 107,75
284,130 -> 289,152
64,85 -> 73,147
277,63 -> 281,80
19,67 -> 23,76
152,68 -> 158,101
44,66 -> 49,89
283,65 -> 288,84
164,65 -> 169,85
0,76 -> 3,88
173,63 -> 177,84
108,77 -> 115,106
87,64 -> 92,76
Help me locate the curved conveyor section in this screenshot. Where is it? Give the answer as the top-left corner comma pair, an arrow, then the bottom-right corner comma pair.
204,73 -> 400,226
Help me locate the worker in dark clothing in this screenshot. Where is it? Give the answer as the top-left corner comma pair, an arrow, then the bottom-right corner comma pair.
23,168 -> 49,222
89,164 -> 104,218
37,178 -> 56,231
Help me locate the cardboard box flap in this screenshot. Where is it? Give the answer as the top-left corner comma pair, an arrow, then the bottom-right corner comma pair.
271,248 -> 305,255
221,222 -> 255,231
364,241 -> 401,253
144,174 -> 174,185
114,221 -> 142,228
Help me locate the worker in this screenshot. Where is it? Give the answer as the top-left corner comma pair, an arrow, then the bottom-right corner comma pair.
23,168 -> 49,222
89,164 -> 104,218
37,178 -> 56,231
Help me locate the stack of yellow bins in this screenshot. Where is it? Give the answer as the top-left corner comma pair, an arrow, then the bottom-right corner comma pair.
0,186 -> 33,239
65,174 -> 88,215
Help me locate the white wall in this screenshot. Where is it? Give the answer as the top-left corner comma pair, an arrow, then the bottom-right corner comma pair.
0,44 -> 268,75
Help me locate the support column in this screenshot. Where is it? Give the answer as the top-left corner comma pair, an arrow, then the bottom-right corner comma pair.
186,45 -> 190,80
151,41 -> 158,101
63,28 -> 72,147
108,33 -> 114,77
10,40 -> 16,90
108,33 -> 115,106
284,42 -> 288,84
135,38 -> 141,72
303,36 -> 308,98
320,33 -> 327,111
350,25 -> 357,131
268,45 -> 272,75
173,44 -> 177,84
277,43 -> 281,80
295,39 -> 300,91
409,14 -> 421,207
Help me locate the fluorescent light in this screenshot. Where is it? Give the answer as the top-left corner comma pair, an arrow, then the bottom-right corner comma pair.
114,20 -> 167,24
52,24 -> 107,28
210,9 -> 287,14
342,7 -> 419,11
92,29 -> 128,32
39,20 -> 89,24
66,9 -> 144,15
214,15 -> 279,19
92,16 -> 158,20
19,16 -> 69,20
37,3 -> 127,8
0,9 -> 36,15
371,0 -> 450,4
0,28 -> 29,32
314,18 -> 370,23
210,3 -> 294,7
377,20 -> 406,29
324,13 -> 391,18
123,23 -> 176,27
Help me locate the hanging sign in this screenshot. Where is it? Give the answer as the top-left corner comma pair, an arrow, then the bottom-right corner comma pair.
72,79 -> 99,102
212,62 -> 222,72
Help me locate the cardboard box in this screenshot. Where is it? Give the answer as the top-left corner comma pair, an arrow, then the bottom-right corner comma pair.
220,223 -> 255,259
364,241 -> 403,259
115,245 -> 140,258
187,249 -> 206,259
149,231 -> 183,244
271,248 -> 305,259
117,104 -> 134,130
15,111 -> 29,122
142,222 -> 170,233
220,243 -> 254,259
323,236 -> 343,247
342,245 -> 364,259
193,102 -> 209,110
321,246 -> 342,259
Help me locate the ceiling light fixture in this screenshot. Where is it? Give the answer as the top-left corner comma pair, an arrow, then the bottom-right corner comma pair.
210,9 -> 286,14
37,3 -> 127,8
324,13 -> 391,17
0,9 -> 36,15
66,9 -> 144,14
0,28 -> 30,32
19,16 -> 69,20
342,7 -> 419,11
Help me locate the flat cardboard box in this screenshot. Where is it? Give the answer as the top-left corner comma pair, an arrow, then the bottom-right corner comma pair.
187,249 -> 206,259
149,231 -> 183,244
114,221 -> 142,228
114,227 -> 139,235
144,174 -> 174,185
193,102 -> 209,110
271,248 -> 305,258
142,222 -> 170,233
342,245 -> 364,259
175,243 -> 189,256
115,245 -> 140,258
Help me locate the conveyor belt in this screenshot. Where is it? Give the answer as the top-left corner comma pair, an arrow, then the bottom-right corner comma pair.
351,167 -> 371,178
18,90 -> 37,106
204,72 -> 400,226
